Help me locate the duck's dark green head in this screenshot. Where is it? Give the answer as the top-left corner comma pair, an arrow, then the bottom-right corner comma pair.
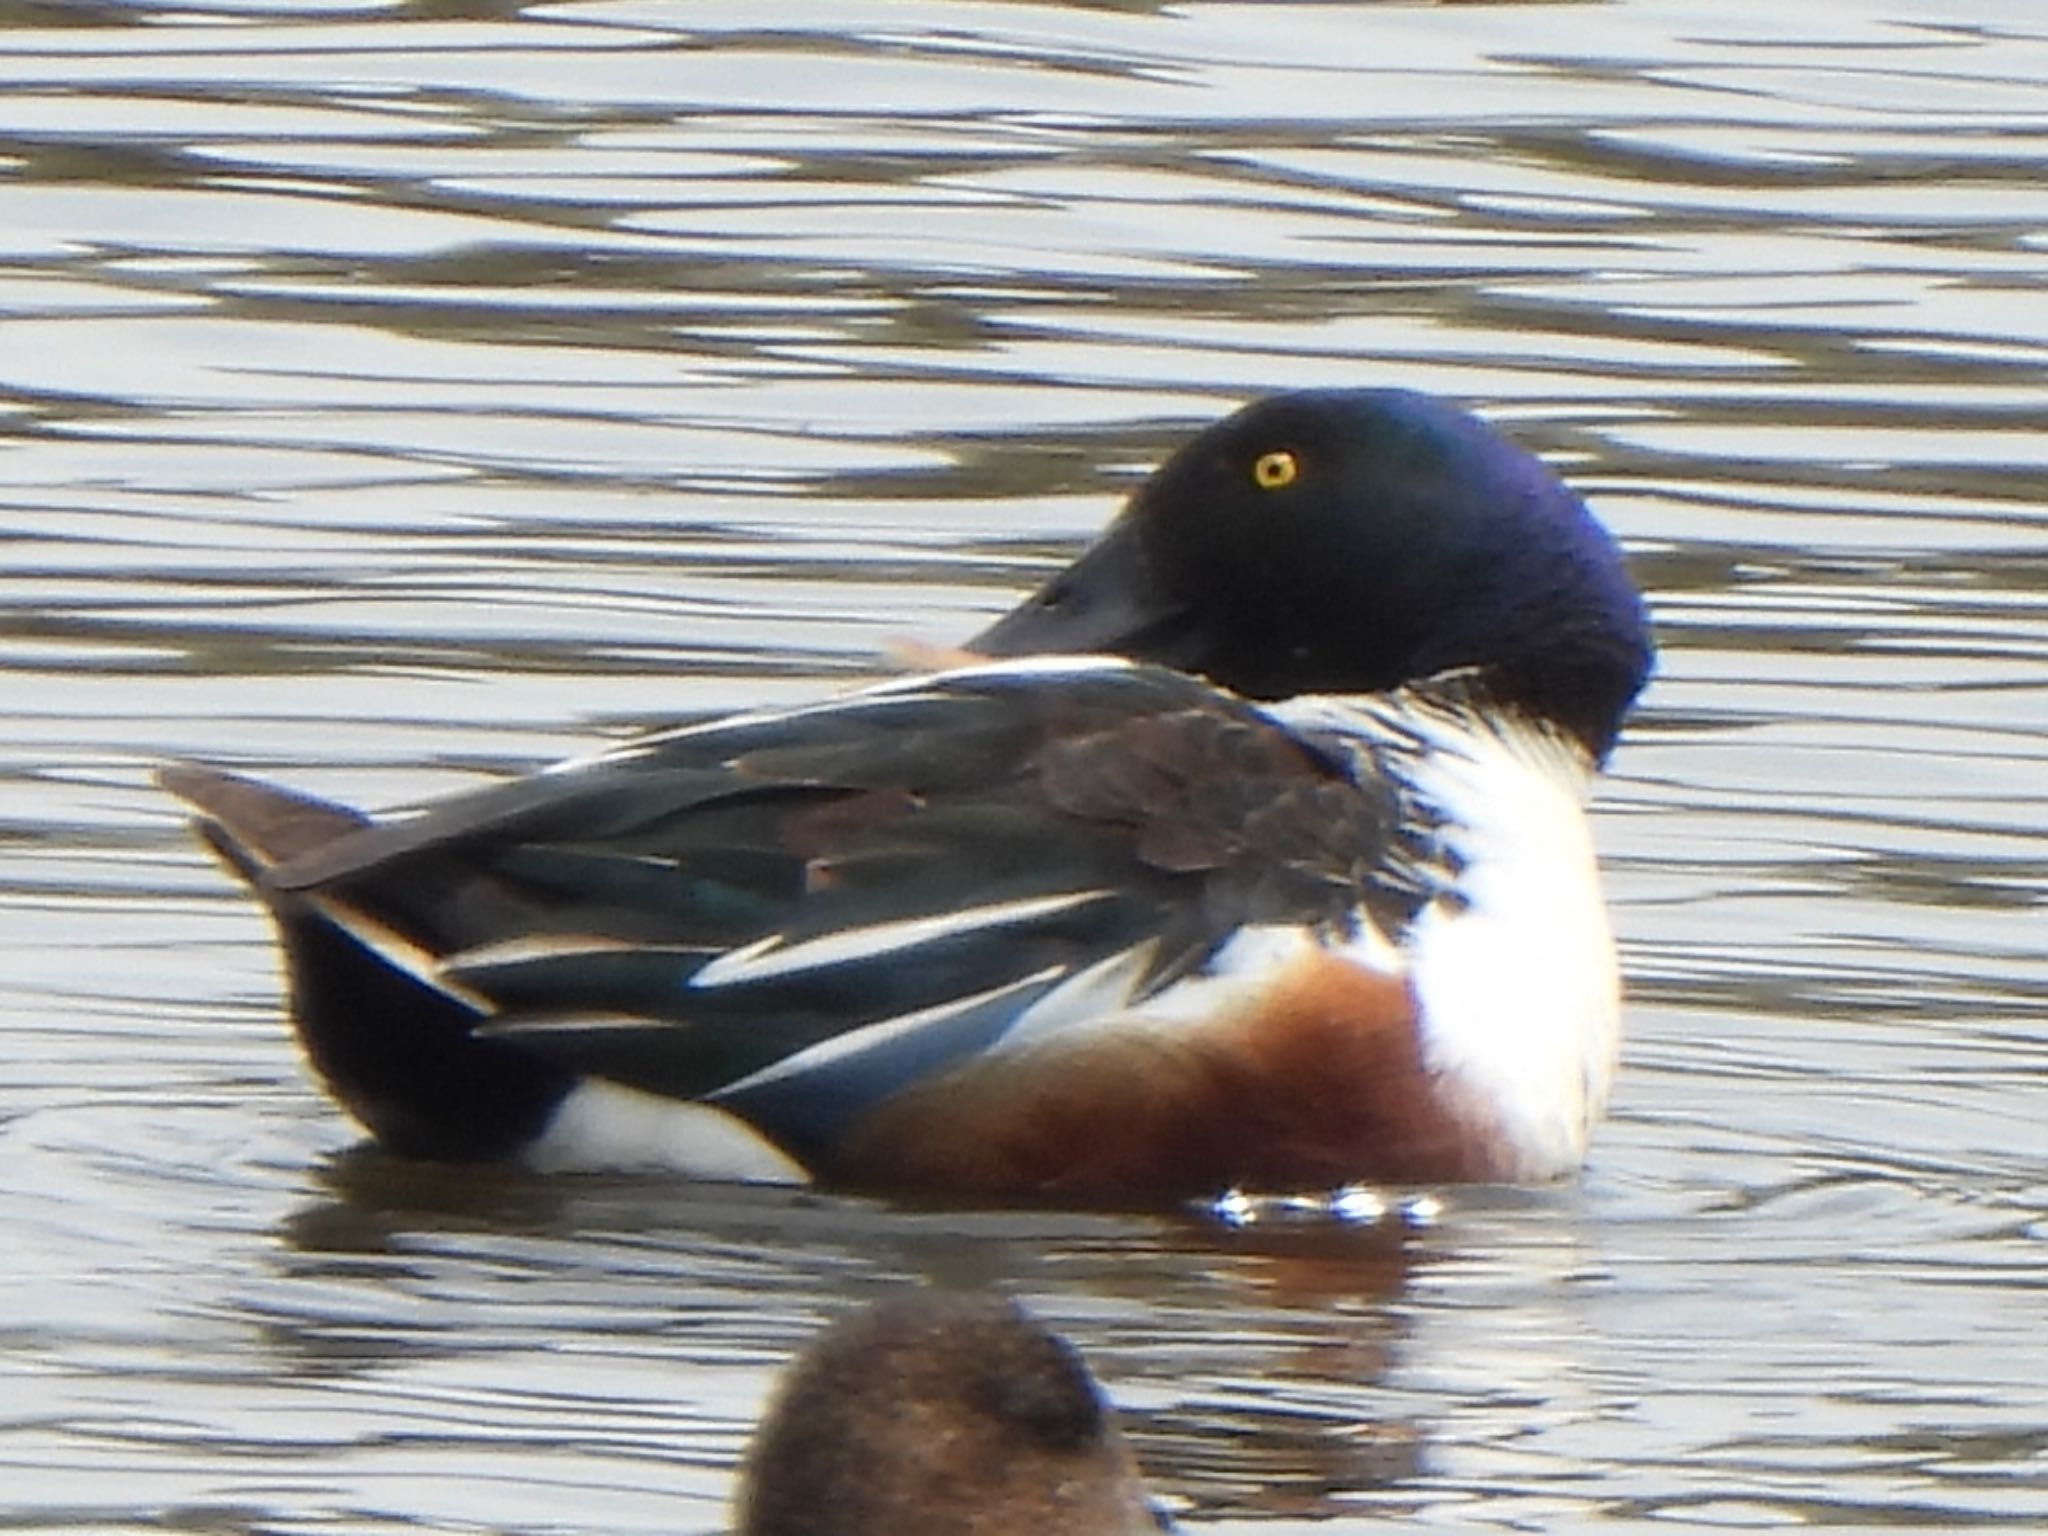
970,388 -> 1653,763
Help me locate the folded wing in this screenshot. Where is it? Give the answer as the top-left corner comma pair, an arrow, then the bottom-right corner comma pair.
189,662 -> 1412,1166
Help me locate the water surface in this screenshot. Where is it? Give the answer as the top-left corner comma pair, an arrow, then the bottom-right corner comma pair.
1,1 -> 2044,1531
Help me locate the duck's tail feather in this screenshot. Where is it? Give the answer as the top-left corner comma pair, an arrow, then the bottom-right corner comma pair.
159,762 -> 576,1160
159,762 -> 370,877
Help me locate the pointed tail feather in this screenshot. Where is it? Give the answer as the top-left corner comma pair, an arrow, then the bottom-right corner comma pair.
158,762 -> 369,882
159,761 -> 575,1160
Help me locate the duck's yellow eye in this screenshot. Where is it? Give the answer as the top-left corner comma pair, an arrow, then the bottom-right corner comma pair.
1252,450 -> 1298,490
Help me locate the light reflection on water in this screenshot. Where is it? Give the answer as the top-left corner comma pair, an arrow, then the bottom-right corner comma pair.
0,0 -> 2043,1531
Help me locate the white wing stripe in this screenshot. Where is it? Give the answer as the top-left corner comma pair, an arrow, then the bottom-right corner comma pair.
688,888 -> 1114,990
712,968 -> 1065,1097
310,895 -> 497,1012
555,655 -> 1137,773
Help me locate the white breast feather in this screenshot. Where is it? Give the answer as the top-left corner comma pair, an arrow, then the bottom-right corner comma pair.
1396,711 -> 1620,1180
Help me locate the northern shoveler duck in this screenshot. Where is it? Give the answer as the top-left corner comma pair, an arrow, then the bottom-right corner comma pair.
163,387 -> 1653,1201
738,1292 -> 1164,1536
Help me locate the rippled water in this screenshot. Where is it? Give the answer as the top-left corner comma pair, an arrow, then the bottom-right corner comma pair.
2,0 -> 2044,1530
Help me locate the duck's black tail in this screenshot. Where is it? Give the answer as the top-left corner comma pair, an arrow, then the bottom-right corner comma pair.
160,764 -> 573,1160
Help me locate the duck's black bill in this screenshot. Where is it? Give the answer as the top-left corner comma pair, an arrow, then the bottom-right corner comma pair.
967,518 -> 1195,665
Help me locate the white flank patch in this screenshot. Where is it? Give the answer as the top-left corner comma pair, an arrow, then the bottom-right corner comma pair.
689,888 -> 1111,989
528,1079 -> 810,1182
993,942 -> 1161,1049
996,917 -> 1401,1052
1394,710 -> 1620,1181
1132,918 -> 1403,1023
1121,925 -> 1325,1031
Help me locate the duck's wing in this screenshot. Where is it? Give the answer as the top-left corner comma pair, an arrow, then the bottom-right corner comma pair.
177,661 -> 1412,1166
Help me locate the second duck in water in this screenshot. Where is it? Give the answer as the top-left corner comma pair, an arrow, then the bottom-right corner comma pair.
164,387 -> 1654,1203
738,1291 -> 1165,1536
